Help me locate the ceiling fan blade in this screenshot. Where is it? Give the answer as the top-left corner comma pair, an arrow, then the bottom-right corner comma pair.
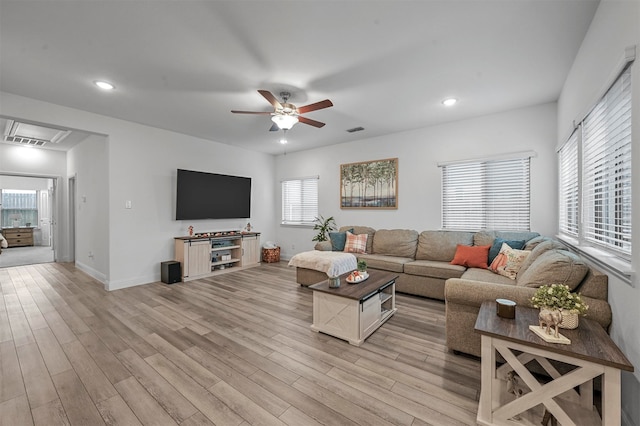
258,90 -> 282,109
269,123 -> 279,131
297,99 -> 333,114
298,116 -> 326,128
231,110 -> 272,115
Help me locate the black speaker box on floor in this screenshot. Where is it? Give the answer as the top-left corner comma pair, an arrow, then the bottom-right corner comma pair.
161,261 -> 181,284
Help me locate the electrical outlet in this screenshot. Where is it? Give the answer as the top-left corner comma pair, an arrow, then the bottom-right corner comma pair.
291,244 -> 295,251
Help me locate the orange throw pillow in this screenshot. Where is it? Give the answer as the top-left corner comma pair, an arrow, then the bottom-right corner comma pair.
450,244 -> 491,269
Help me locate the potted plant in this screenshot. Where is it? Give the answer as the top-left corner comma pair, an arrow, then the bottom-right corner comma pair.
311,215 -> 336,242
531,284 -> 588,329
357,260 -> 367,273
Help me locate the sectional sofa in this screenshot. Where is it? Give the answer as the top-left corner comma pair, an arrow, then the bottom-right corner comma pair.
312,226 -> 611,357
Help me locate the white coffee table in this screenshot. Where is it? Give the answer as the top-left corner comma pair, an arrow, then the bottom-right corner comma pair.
309,270 -> 398,346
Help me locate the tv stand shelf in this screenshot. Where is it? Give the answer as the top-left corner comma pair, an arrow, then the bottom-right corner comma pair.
174,232 -> 260,282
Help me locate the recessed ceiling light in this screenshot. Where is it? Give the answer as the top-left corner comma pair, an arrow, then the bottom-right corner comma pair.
442,98 -> 458,106
94,80 -> 115,90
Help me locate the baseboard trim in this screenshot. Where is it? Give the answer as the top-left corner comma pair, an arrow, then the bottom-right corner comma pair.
106,274 -> 159,291
75,261 -> 107,286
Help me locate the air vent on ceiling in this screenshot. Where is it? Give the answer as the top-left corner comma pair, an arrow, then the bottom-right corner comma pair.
346,126 -> 365,133
3,120 -> 71,147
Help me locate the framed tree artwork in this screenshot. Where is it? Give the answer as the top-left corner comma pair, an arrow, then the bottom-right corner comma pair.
340,158 -> 398,209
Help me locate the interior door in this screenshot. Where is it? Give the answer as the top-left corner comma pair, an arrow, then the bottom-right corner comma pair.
39,187 -> 51,246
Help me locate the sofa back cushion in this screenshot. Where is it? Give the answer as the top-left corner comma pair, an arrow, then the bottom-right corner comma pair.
517,239 -> 565,277
339,226 -> 375,254
372,229 -> 419,258
415,230 -> 474,261
575,268 -> 608,300
474,230 -> 540,247
516,249 -> 589,290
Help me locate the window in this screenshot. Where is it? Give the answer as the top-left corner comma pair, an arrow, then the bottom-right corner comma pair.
1,190 -> 38,228
281,176 -> 318,225
558,132 -> 579,236
440,154 -> 532,231
559,64 -> 632,259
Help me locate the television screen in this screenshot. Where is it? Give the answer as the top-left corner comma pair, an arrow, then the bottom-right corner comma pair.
176,169 -> 251,220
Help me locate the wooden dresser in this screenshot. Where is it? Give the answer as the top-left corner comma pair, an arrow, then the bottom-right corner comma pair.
1,227 -> 35,247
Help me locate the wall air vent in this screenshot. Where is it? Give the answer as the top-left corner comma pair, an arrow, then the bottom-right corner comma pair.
3,120 -> 71,147
346,126 -> 365,133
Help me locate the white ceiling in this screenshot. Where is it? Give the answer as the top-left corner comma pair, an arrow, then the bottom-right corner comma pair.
0,0 -> 600,155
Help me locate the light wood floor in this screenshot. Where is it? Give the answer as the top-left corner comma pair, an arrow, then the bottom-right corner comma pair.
0,261 -> 481,426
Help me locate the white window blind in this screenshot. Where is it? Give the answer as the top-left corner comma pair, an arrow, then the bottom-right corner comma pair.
559,131 -> 579,236
281,177 -> 318,225
581,65 -> 632,256
441,156 -> 531,231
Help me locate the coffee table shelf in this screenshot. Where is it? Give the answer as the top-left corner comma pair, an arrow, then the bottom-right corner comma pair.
309,270 -> 398,346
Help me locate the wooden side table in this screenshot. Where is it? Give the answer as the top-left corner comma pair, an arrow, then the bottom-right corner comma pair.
474,301 -> 633,426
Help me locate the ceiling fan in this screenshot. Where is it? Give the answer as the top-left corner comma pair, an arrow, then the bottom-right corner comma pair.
232,90 -> 333,131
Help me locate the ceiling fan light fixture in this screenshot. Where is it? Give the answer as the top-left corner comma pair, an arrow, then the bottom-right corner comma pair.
271,114 -> 298,130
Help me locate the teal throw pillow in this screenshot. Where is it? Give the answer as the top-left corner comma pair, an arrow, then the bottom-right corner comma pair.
488,238 -> 526,265
329,228 -> 354,251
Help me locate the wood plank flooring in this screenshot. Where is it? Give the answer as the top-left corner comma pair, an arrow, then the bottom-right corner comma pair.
0,261 -> 481,426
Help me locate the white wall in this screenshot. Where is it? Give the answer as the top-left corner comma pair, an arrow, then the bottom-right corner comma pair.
275,102 -> 558,259
67,134 -> 109,282
0,175 -> 50,191
558,1 -> 640,424
0,92 -> 277,290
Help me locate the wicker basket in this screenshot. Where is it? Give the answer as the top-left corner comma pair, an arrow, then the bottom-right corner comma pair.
262,247 -> 281,263
559,311 -> 579,329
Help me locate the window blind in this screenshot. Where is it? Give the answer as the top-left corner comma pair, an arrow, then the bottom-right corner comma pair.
581,65 -> 632,255
558,131 -> 579,236
441,156 -> 530,231
281,177 -> 319,225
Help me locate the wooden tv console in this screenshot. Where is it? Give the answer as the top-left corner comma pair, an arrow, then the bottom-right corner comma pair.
174,232 -> 260,282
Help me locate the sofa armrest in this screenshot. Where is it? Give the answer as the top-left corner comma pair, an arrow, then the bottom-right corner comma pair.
445,278 -> 612,330
445,278 -> 537,308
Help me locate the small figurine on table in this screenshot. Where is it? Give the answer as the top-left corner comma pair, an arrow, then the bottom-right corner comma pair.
188,226 -> 194,236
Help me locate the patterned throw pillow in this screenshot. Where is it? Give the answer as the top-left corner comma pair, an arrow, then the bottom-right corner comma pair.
490,243 -> 530,280
488,238 -> 526,264
343,231 -> 368,254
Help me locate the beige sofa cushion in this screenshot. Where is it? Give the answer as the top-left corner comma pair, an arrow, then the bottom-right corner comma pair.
517,249 -> 589,290
357,254 -> 412,273
415,230 -> 474,261
461,267 -> 516,286
404,260 -> 466,280
372,229 -> 418,258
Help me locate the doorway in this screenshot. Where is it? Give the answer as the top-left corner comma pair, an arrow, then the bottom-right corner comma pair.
0,175 -> 57,268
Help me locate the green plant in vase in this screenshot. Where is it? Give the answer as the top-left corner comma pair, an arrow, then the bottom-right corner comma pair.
531,283 -> 588,329
311,215 -> 336,242
357,260 -> 367,273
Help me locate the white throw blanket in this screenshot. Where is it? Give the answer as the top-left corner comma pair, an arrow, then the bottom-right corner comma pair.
288,250 -> 357,277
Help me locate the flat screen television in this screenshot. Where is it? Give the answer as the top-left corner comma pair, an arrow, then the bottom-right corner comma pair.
176,169 -> 251,220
